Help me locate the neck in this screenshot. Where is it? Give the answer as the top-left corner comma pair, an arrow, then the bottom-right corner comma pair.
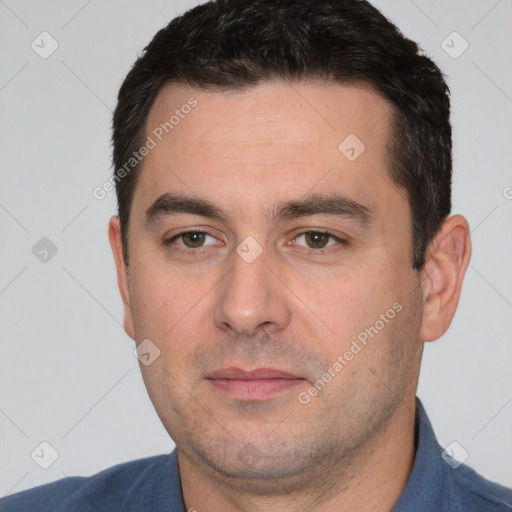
178,400 -> 417,512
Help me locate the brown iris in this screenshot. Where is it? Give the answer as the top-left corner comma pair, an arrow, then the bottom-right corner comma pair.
304,231 -> 331,249
181,232 -> 207,248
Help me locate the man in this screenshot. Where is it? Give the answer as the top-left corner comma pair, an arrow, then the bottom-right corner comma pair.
2,0 -> 511,510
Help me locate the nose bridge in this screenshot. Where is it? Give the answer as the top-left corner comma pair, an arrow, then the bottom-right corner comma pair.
213,242 -> 291,335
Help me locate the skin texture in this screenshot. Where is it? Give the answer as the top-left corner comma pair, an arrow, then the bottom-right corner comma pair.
109,82 -> 471,511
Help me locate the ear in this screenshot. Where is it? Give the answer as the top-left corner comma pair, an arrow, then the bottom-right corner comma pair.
420,215 -> 471,342
108,216 -> 135,340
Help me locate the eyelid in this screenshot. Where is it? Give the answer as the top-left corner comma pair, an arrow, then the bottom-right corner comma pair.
163,228 -> 347,253
178,232 -> 217,248
164,228 -> 223,247
291,229 -> 347,247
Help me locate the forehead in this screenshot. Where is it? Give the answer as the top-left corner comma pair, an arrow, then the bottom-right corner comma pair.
146,80 -> 392,155
137,81 -> 404,223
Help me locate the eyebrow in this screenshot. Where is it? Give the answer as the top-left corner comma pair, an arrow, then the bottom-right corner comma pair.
145,193 -> 227,225
272,194 -> 372,226
145,192 -> 372,227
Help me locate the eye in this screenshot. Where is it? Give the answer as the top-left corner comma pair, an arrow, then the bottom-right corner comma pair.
169,231 -> 218,249
294,231 -> 343,249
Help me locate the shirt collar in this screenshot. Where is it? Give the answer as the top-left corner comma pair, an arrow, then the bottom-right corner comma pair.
392,398 -> 448,511
154,449 -> 186,512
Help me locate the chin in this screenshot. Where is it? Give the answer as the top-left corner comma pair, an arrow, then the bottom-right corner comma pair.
187,435 -> 331,494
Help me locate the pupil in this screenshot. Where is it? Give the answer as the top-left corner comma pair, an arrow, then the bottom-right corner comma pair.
184,232 -> 205,247
306,232 -> 328,248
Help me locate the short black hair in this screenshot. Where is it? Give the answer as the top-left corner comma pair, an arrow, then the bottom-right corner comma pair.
112,0 -> 451,270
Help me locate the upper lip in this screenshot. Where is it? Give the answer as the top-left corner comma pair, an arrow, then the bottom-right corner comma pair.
206,367 -> 303,380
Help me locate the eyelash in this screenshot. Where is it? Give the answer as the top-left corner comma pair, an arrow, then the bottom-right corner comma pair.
292,230 -> 347,252
164,229 -> 219,255
164,229 -> 347,254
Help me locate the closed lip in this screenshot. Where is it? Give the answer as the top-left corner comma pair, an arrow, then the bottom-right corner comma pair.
206,367 -> 303,380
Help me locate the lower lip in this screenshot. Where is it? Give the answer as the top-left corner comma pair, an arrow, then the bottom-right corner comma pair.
208,378 -> 304,401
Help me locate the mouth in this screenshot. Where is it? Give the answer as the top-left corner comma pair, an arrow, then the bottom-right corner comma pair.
205,367 -> 306,401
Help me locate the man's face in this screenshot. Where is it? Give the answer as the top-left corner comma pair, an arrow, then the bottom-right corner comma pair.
118,82 -> 425,485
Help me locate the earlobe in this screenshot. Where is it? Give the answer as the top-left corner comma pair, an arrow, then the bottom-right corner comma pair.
108,217 -> 136,340
420,215 -> 472,342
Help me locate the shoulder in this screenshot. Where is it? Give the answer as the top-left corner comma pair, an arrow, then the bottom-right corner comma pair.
399,400 -> 512,512
0,454 -> 174,512
448,462 -> 512,511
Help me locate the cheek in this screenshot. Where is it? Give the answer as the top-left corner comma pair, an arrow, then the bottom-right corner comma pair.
128,264 -> 190,345
130,274 -> 168,334
306,260 -> 411,356
129,251 -> 193,318
309,265 -> 385,330
129,265 -> 215,366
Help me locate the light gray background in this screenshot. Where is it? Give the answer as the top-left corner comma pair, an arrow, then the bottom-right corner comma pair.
1,0 -> 511,496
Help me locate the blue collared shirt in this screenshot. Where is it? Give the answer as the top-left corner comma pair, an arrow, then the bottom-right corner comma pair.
1,400 -> 511,511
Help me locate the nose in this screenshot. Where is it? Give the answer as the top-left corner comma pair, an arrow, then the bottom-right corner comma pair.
213,245 -> 291,336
